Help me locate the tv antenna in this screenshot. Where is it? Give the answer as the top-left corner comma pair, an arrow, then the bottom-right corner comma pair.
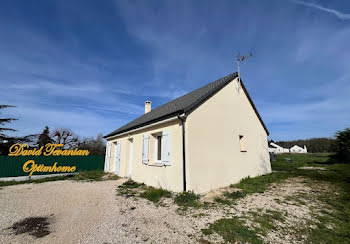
237,52 -> 252,89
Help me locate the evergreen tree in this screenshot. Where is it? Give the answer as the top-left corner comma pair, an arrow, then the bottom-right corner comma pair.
0,105 -> 38,155
36,126 -> 53,147
0,105 -> 18,154
0,105 -> 17,142
333,128 -> 350,163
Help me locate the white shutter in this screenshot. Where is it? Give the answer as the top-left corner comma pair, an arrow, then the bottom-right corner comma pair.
142,135 -> 149,164
114,141 -> 121,174
105,142 -> 111,171
161,130 -> 171,165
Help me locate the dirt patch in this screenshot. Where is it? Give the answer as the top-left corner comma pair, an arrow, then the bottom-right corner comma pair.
7,216 -> 52,238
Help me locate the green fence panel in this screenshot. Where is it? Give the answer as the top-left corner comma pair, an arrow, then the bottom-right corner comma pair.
0,156 -> 105,178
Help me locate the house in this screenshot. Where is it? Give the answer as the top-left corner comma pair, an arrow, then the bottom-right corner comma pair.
268,142 -> 290,154
290,145 -> 307,153
103,72 -> 271,193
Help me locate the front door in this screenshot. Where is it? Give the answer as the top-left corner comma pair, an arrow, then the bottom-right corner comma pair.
128,139 -> 133,177
114,141 -> 121,174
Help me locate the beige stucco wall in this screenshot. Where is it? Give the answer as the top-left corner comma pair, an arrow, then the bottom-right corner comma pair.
185,78 -> 271,193
106,120 -> 184,192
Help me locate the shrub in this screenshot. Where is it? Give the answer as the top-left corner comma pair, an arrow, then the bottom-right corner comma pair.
174,191 -> 200,207
333,128 -> 350,163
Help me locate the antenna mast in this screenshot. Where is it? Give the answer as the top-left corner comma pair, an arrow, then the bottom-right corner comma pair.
237,52 -> 252,89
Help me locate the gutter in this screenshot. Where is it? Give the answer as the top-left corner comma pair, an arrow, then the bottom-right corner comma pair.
177,114 -> 187,192
105,115 -> 181,140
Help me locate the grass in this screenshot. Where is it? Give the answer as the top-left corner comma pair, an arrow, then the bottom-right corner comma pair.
117,180 -> 172,204
0,170 -> 120,187
206,153 -> 350,243
174,191 -> 201,207
0,175 -> 72,187
231,171 -> 290,194
224,191 -> 246,200
73,170 -> 106,181
118,179 -> 144,189
203,218 -> 262,244
139,187 -> 172,203
117,179 -> 144,196
247,209 -> 286,235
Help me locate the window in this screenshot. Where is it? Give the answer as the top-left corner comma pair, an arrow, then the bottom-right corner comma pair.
239,135 -> 246,152
156,135 -> 162,161
150,130 -> 171,165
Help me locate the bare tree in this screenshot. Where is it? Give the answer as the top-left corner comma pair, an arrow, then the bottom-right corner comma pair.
51,128 -> 79,149
79,133 -> 106,155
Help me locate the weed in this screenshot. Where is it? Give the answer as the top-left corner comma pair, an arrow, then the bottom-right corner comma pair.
118,179 -> 144,189
214,197 -> 231,205
201,228 -> 213,235
174,191 -> 201,207
139,187 -> 172,203
117,179 -> 144,196
192,213 -> 206,218
224,191 -> 245,200
73,170 -> 105,181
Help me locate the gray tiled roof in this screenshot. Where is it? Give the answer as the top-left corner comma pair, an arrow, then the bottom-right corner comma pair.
104,72 -> 268,138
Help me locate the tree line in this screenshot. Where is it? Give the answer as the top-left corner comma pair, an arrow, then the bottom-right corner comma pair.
1,104 -> 349,163
0,105 -> 105,155
273,138 -> 335,153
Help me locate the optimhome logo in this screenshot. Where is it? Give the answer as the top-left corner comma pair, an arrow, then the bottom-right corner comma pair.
8,143 -> 90,176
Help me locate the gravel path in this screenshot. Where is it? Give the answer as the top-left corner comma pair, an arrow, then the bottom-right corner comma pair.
0,180 -> 208,244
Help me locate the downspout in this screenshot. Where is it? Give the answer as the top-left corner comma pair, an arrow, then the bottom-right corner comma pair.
177,114 -> 187,192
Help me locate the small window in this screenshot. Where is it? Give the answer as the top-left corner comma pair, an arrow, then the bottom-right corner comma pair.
156,135 -> 162,161
239,135 -> 246,152
152,132 -> 163,162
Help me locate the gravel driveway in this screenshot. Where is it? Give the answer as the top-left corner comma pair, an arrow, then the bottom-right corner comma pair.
0,176 -> 331,244
0,179 -> 208,244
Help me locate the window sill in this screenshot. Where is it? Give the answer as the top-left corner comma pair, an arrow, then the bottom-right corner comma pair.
148,162 -> 165,167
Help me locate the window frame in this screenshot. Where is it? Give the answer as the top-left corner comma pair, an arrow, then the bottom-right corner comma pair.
153,132 -> 163,164
239,135 -> 247,152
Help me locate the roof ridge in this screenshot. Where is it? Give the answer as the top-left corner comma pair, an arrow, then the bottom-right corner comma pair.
104,72 -> 269,138
148,72 -> 238,114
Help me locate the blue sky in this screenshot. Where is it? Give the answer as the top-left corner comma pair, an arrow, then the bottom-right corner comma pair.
1,0 -> 349,141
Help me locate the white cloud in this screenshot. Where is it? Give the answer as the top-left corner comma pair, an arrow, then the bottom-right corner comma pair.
3,105 -> 127,138
291,0 -> 350,20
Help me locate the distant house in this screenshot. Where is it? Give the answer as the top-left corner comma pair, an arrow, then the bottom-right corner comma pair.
290,145 -> 307,153
268,142 -> 289,154
103,72 -> 271,193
